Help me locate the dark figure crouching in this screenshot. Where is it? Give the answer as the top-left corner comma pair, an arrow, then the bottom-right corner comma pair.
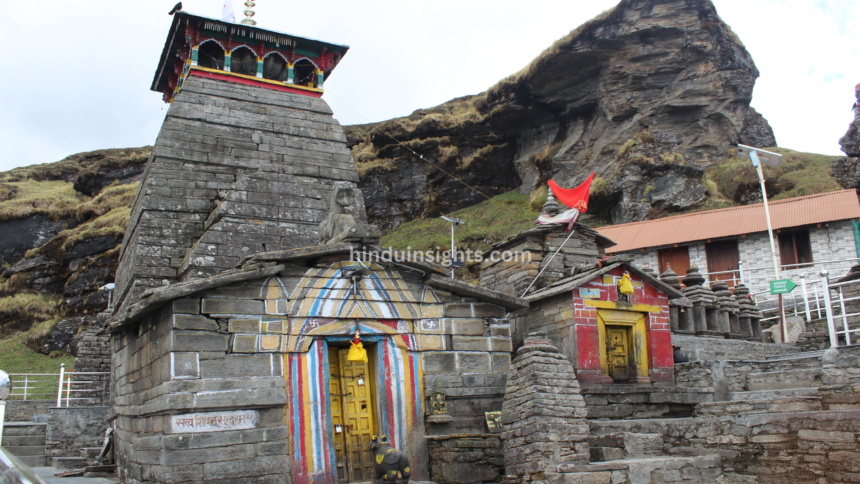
370,435 -> 410,484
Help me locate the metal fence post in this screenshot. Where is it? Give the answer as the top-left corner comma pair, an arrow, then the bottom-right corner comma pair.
56,364 -> 65,407
800,275 -> 811,322
821,269 -> 838,348
23,375 -> 29,401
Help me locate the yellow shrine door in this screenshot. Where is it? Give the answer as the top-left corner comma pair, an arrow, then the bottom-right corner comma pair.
607,326 -> 632,382
329,347 -> 376,482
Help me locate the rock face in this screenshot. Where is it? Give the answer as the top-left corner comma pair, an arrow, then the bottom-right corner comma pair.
0,216 -> 77,266
738,107 -> 777,148
347,0 -> 774,228
834,91 -> 860,190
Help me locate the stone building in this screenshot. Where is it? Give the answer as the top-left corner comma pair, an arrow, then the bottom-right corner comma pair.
113,11 -> 355,320
597,190 -> 860,295
106,11 -> 529,484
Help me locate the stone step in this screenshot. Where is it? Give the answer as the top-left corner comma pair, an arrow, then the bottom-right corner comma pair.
53,456 -> 89,470
4,445 -> 47,457
82,446 -> 103,458
14,455 -> 48,468
746,368 -> 822,391
0,422 -> 47,436
696,397 -> 823,417
555,454 -> 724,484
1,435 -> 47,446
763,350 -> 826,361
730,387 -> 819,401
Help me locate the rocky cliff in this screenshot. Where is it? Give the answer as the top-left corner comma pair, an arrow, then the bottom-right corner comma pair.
348,0 -> 776,228
0,147 -> 149,353
833,90 -> 860,190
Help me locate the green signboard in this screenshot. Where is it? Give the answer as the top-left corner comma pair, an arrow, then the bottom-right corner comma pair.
769,279 -> 797,295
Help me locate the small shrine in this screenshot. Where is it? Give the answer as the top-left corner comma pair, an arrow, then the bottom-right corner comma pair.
482,176 -> 686,388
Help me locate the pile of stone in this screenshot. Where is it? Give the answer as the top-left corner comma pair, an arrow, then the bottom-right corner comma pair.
501,332 -> 589,483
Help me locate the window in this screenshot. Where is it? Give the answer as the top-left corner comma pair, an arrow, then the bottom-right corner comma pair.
778,230 -> 813,268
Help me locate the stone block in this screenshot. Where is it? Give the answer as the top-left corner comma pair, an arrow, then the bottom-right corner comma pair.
416,334 -> 446,351
172,331 -> 229,352
458,353 -> 491,373
172,299 -> 200,314
202,455 -> 289,480
490,337 -> 513,352
492,353 -> 511,372
172,352 -> 200,379
160,444 -> 256,466
423,352 -> 457,374
202,298 -> 264,315
444,303 -> 505,318
200,354 -> 275,378
230,319 -> 262,333
452,336 -> 490,352
451,318 -> 484,335
173,314 -> 218,331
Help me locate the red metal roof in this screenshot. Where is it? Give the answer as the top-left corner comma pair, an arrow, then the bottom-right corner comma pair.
596,189 -> 860,253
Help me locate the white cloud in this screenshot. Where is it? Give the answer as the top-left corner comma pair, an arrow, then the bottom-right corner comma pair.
0,0 -> 856,171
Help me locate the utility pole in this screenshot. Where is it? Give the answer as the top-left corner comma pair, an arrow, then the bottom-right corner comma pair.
739,144 -> 787,343
441,216 -> 465,278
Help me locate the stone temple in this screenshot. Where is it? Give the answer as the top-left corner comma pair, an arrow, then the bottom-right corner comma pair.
96,6 -> 860,484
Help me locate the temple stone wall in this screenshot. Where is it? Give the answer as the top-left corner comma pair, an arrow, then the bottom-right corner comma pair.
46,406 -> 110,462
113,76 -> 361,314
111,302 -> 290,484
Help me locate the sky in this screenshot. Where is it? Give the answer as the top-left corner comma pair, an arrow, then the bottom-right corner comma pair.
0,0 -> 858,172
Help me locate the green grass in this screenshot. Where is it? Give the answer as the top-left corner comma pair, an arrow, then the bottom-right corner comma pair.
0,329 -> 75,374
707,147 -> 842,203
0,180 -> 86,223
380,190 -> 540,255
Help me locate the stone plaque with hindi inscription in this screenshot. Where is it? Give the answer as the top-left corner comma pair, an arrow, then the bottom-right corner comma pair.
170,410 -> 258,434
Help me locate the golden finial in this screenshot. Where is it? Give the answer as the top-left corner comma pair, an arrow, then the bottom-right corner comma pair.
241,1 -> 256,26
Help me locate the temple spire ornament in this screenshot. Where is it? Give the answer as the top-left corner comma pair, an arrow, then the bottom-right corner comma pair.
241,1 -> 257,25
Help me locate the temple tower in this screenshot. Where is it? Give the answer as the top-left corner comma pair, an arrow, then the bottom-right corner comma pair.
113,11 -> 360,316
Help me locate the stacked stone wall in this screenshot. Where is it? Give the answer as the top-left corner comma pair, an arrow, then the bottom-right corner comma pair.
45,406 -> 110,461
111,301 -> 290,484
672,334 -> 799,361
113,76 -> 361,313
480,227 -> 604,298
501,334 -> 589,483
72,315 -> 112,406
590,405 -> 860,483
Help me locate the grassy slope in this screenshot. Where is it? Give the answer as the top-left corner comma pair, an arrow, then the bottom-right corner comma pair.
0,148 -> 148,374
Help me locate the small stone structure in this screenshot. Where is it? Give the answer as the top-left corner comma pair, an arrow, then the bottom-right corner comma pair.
501,333 -> 589,483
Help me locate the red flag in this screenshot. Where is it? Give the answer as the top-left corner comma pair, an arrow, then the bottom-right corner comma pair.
548,172 -> 595,213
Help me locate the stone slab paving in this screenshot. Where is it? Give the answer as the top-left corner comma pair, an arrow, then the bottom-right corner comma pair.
31,467 -> 118,484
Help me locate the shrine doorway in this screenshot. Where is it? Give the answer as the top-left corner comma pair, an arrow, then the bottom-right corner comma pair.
596,309 -> 650,384
328,346 -> 377,482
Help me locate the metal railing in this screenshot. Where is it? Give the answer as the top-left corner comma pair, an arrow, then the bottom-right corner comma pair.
6,373 -> 61,401
7,364 -> 109,407
820,269 -> 860,347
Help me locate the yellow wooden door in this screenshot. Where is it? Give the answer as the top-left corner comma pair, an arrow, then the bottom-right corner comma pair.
607,327 -> 631,381
329,348 -> 376,482
328,348 -> 348,481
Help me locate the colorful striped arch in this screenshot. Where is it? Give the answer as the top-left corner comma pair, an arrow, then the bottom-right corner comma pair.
286,336 -> 423,484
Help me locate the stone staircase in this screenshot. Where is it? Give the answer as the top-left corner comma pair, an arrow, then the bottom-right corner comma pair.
2,421 -> 48,467
549,430 -> 733,484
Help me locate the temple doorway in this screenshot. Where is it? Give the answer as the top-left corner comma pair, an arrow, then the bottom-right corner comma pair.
606,326 -> 633,381
328,346 -> 377,482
